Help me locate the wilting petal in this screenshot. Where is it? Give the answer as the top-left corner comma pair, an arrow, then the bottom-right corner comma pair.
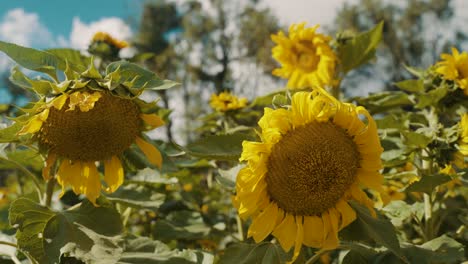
303,215 -> 324,248
104,156 -> 124,193
135,137 -> 162,168
141,113 -> 165,129
272,214 -> 297,252
82,162 -> 101,205
247,202 -> 279,242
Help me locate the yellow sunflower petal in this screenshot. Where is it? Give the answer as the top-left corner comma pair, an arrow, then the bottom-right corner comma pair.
322,211 -> 339,250
272,214 -> 297,252
141,113 -> 165,129
356,168 -> 384,191
247,202 -> 279,242
18,109 -> 49,135
104,156 -> 124,193
303,215 -> 324,248
56,159 -> 82,197
336,200 -> 357,229
51,94 -> 69,110
289,216 -> 304,264
82,162 -> 101,205
135,137 -> 162,168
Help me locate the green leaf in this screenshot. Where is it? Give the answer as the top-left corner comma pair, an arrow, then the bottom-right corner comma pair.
219,242 -> 289,264
348,201 -> 405,261
106,61 -> 177,91
0,40 -> 59,79
9,198 -> 55,263
107,184 -> 166,210
9,198 -> 123,264
401,131 -> 432,149
404,174 -> 452,194
216,165 -> 242,189
0,122 -> 24,143
118,235 -> 213,264
183,133 -> 253,161
153,211 -> 210,241
272,94 -> 288,108
45,48 -> 89,73
415,86 -> 448,109
129,168 -> 178,185
342,243 -> 378,264
394,79 -> 424,93
355,91 -> 413,114
337,21 -> 383,73
420,235 -> 465,263
382,201 -> 413,227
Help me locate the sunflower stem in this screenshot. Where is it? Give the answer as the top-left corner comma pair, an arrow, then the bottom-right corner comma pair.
236,215 -> 244,241
305,249 -> 328,264
44,178 -> 55,207
421,149 -> 434,240
0,240 -> 18,248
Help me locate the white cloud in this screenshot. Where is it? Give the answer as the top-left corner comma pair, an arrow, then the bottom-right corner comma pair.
68,17 -> 133,50
0,8 -> 55,73
0,8 -> 54,47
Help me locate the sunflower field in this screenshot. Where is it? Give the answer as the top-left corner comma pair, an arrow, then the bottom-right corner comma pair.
0,9 -> 466,264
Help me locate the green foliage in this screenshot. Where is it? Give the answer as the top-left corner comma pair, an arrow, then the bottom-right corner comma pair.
348,202 -> 404,260
219,242 -> 289,264
405,174 -> 452,194
182,133 -> 254,161
337,21 -> 383,74
9,198 -> 122,263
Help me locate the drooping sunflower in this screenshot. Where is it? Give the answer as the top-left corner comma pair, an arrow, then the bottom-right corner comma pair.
210,91 -> 248,112
88,32 -> 129,59
233,90 -> 384,261
435,47 -> 468,95
13,61 -> 170,205
271,23 -> 337,90
91,32 -> 129,49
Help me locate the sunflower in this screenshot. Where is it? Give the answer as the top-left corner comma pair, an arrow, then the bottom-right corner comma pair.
210,91 -> 248,112
91,32 -> 129,49
88,32 -> 129,59
233,90 -> 383,261
271,23 -> 337,90
435,47 -> 468,95
15,66 -> 166,205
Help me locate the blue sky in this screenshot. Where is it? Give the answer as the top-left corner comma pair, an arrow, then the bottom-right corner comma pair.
0,0 -> 141,37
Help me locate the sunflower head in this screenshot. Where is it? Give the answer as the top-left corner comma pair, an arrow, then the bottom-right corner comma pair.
89,32 -> 129,59
435,47 -> 468,95
271,23 -> 337,90
13,60 -> 173,205
233,90 -> 383,261
210,91 -> 248,112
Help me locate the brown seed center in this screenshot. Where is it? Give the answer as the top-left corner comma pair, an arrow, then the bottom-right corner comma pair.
265,121 -> 360,216
38,92 -> 141,161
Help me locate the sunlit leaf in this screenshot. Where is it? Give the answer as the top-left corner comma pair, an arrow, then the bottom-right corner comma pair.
107,184 -> 166,210
337,21 -> 383,73
348,201 -> 405,261
182,133 -> 254,160
404,174 -> 451,194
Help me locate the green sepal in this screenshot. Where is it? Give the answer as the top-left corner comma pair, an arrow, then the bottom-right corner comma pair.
105,61 -> 179,92
81,57 -> 102,79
